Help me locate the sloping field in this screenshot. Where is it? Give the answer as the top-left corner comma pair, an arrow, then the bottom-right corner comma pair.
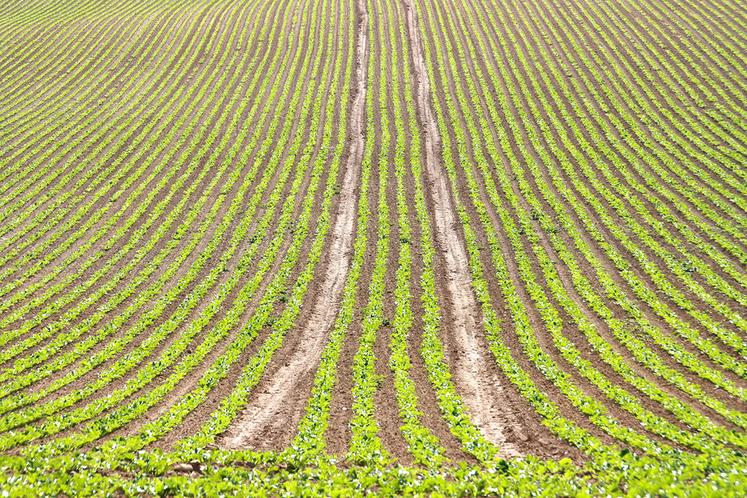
0,0 -> 745,495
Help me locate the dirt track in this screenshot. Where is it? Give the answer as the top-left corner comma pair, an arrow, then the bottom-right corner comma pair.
402,0 -> 523,458
220,0 -> 369,450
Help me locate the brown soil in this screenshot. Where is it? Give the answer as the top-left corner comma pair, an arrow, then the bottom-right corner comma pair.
219,0 -> 368,451
403,0 -> 532,459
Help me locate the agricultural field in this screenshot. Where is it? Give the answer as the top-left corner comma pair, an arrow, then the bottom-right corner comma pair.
0,0 -> 745,495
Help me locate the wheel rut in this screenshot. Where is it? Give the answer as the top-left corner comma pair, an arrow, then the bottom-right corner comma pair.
402,0 -> 521,458
220,0 -> 368,451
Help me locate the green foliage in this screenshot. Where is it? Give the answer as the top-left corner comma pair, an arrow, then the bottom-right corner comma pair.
0,0 -> 744,495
